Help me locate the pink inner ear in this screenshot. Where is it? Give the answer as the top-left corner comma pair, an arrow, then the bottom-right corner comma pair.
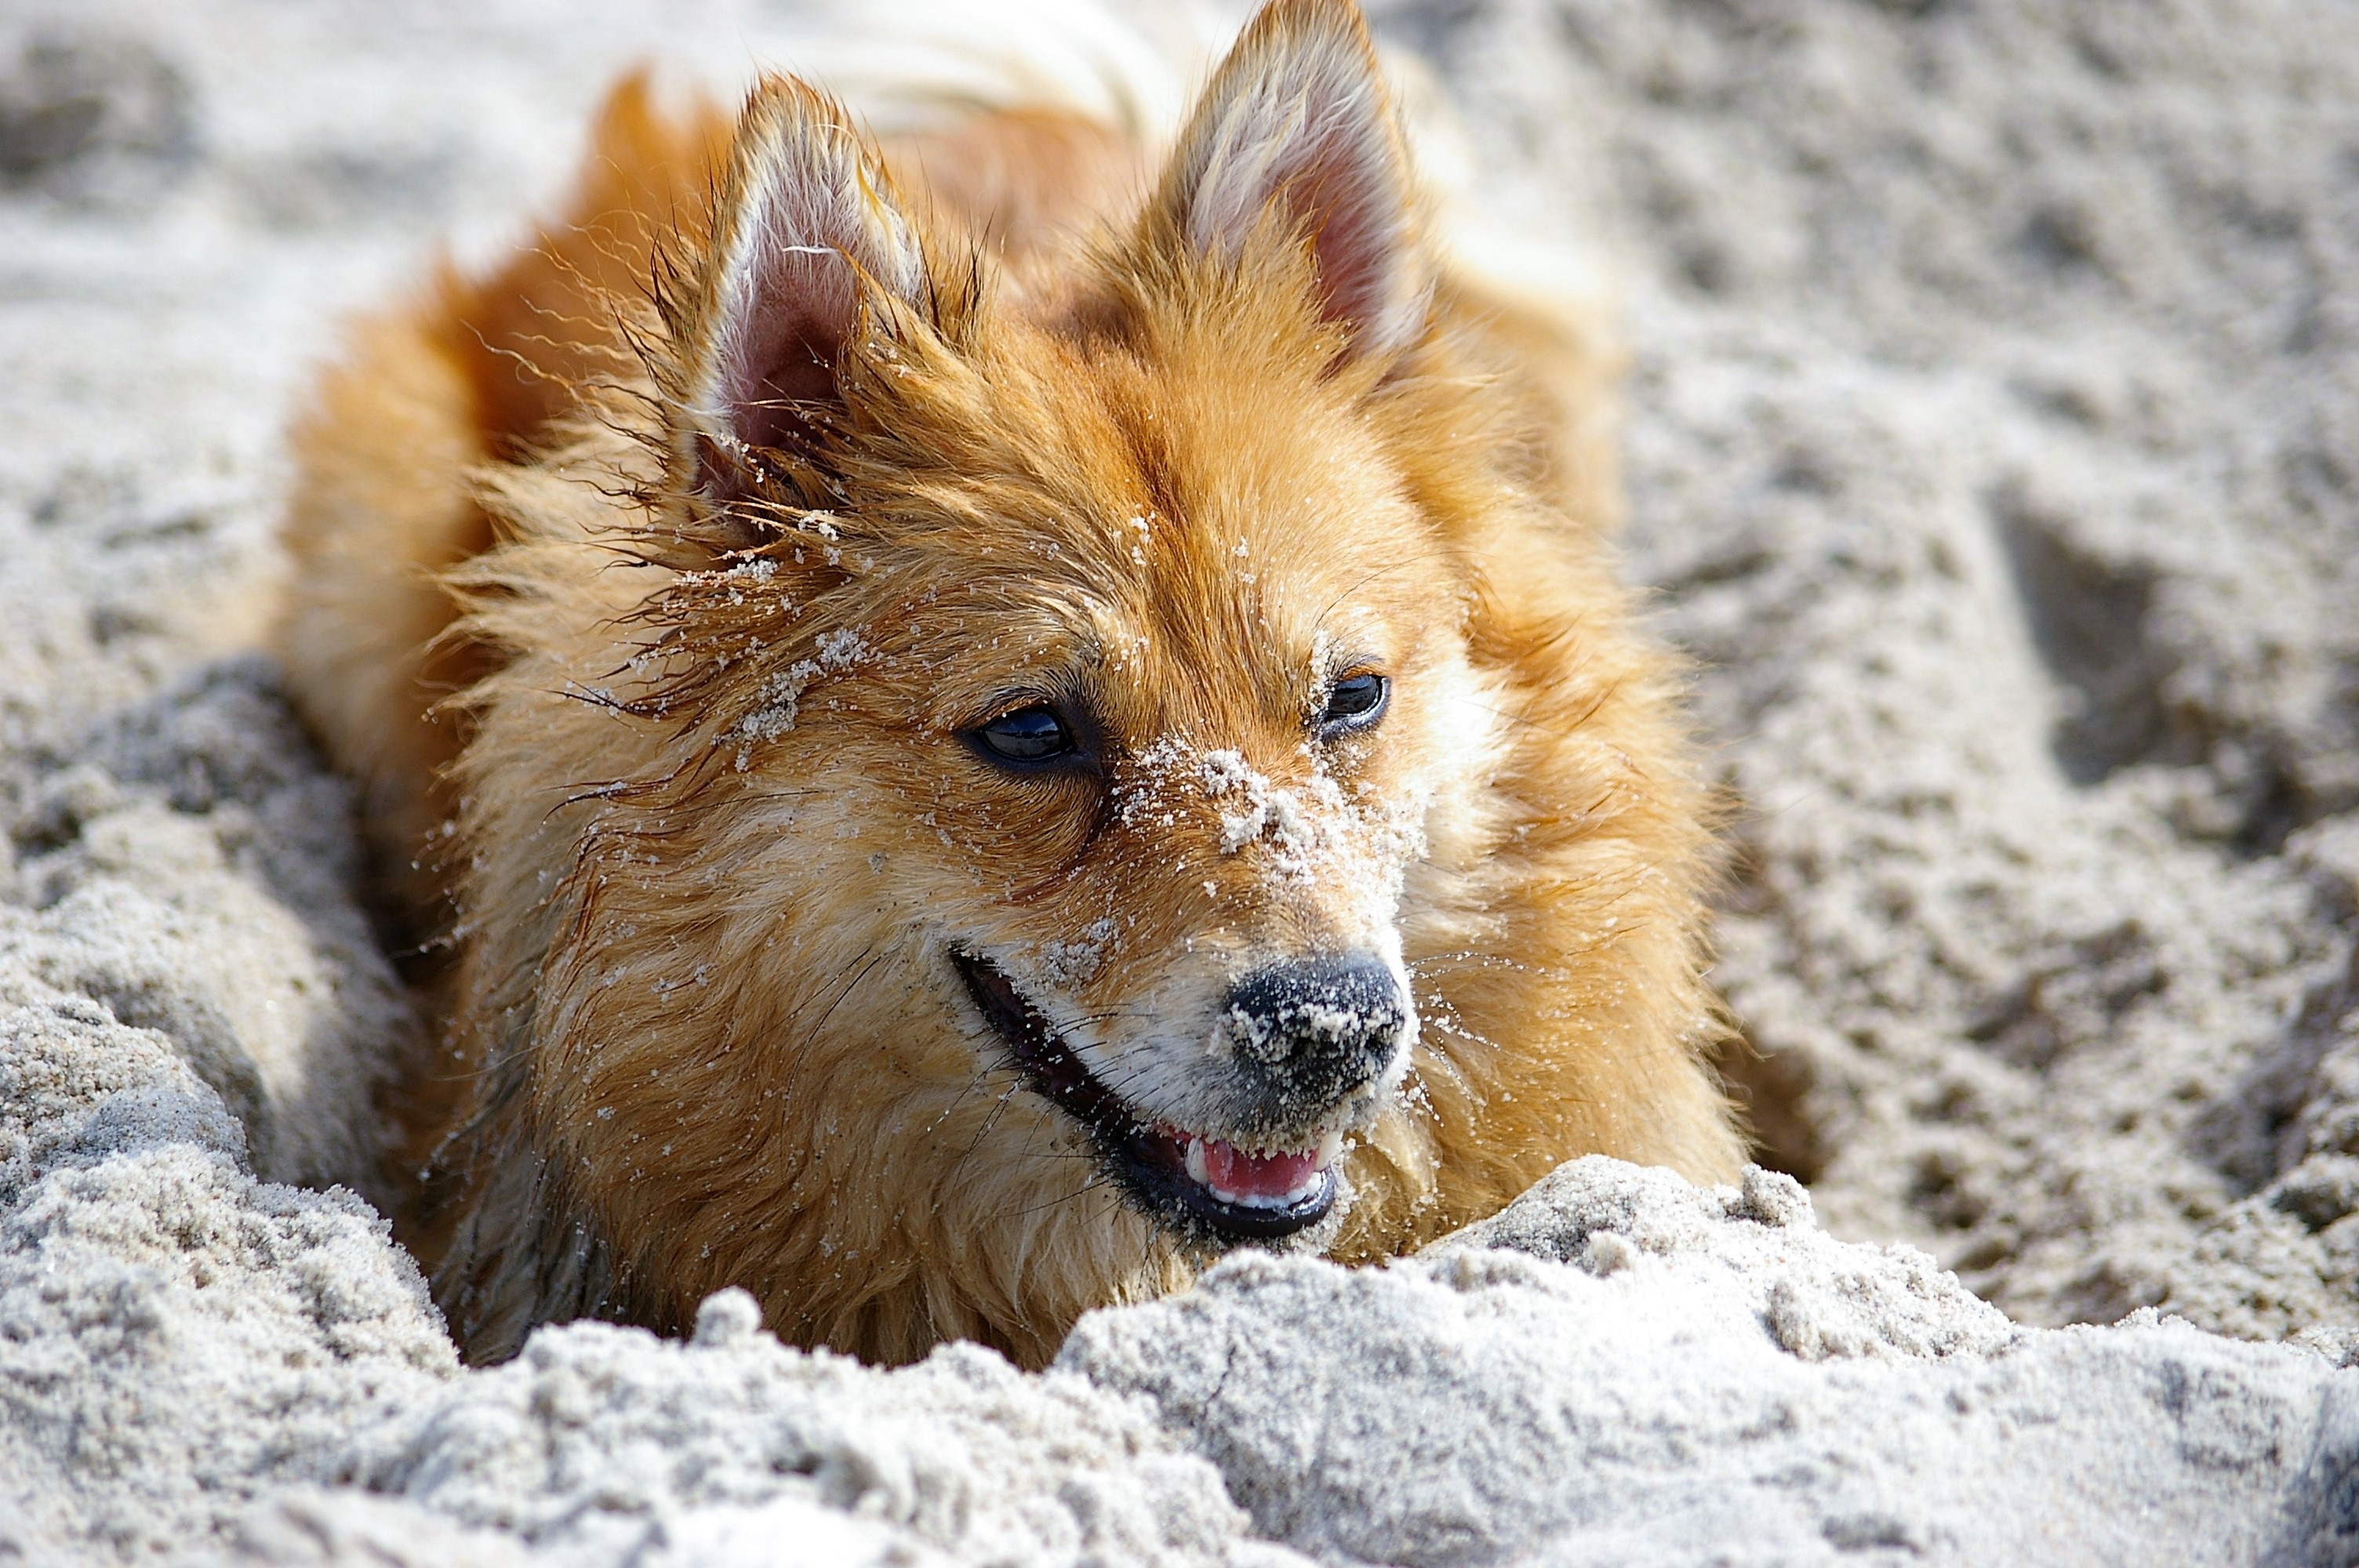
1282,128 -> 1408,344
1172,16 -> 1423,363
712,236 -> 861,458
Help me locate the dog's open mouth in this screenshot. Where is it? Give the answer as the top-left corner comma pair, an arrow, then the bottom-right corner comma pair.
951,950 -> 1339,1241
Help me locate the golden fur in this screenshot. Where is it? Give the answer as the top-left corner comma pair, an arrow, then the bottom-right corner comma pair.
277,0 -> 1743,1368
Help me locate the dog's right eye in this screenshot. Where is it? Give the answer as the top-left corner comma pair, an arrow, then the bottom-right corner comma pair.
972,705 -> 1078,766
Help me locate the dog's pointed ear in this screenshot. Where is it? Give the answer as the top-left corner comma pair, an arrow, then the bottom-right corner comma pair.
674,78 -> 929,500
1154,0 -> 1426,361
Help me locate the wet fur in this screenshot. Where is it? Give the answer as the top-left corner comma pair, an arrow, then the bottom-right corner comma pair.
278,0 -> 1743,1367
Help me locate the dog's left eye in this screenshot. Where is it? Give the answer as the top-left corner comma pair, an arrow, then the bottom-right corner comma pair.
972,705 -> 1079,766
1318,672 -> 1388,736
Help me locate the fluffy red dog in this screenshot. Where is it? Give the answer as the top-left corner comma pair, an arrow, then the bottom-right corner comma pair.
278,0 -> 1743,1366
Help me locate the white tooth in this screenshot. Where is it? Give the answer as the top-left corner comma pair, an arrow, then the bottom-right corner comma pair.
1184,1138 -> 1209,1186
1316,1130 -> 1343,1167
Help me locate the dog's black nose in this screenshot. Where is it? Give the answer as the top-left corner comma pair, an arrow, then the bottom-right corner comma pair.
1222,953 -> 1412,1106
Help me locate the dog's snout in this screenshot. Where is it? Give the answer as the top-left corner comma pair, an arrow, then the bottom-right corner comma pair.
1223,953 -> 1412,1102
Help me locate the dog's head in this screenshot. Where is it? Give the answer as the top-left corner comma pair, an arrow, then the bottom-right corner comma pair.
503,0 -> 1623,1356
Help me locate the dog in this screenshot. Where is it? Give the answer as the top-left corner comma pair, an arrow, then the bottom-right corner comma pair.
276,0 -> 1744,1367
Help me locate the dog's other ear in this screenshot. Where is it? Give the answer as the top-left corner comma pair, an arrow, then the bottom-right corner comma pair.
1154,0 -> 1425,362
674,78 -> 929,499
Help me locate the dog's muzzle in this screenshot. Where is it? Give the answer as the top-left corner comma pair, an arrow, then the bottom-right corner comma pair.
954,946 -> 1413,1244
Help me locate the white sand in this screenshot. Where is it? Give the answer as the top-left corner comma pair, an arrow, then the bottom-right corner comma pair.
4,0 -> 2359,1560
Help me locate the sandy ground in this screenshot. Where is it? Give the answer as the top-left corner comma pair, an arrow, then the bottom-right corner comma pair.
5,0 -> 2359,1560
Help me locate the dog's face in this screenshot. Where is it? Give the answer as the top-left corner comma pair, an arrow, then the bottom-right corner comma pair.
652,233 -> 1501,1258
815,318 -> 1494,1247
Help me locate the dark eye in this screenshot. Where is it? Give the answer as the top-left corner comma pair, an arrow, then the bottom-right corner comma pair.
972,705 -> 1079,766
1319,672 -> 1388,736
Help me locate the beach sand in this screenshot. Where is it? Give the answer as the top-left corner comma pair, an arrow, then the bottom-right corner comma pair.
4,1 -> 2357,1559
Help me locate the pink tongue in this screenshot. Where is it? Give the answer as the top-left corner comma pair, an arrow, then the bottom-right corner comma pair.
1200,1138 -> 1319,1201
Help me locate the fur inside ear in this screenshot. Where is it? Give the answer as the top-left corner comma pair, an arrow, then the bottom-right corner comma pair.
678,79 -> 926,493
1161,0 -> 1425,359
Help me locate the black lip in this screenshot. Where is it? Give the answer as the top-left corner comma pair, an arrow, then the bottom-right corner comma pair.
951,949 -> 1337,1243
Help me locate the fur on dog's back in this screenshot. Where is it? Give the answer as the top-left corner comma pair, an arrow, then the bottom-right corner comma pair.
278,0 -> 1741,1367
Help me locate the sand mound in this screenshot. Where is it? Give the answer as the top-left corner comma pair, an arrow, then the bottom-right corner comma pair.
5,0 -> 2359,1559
